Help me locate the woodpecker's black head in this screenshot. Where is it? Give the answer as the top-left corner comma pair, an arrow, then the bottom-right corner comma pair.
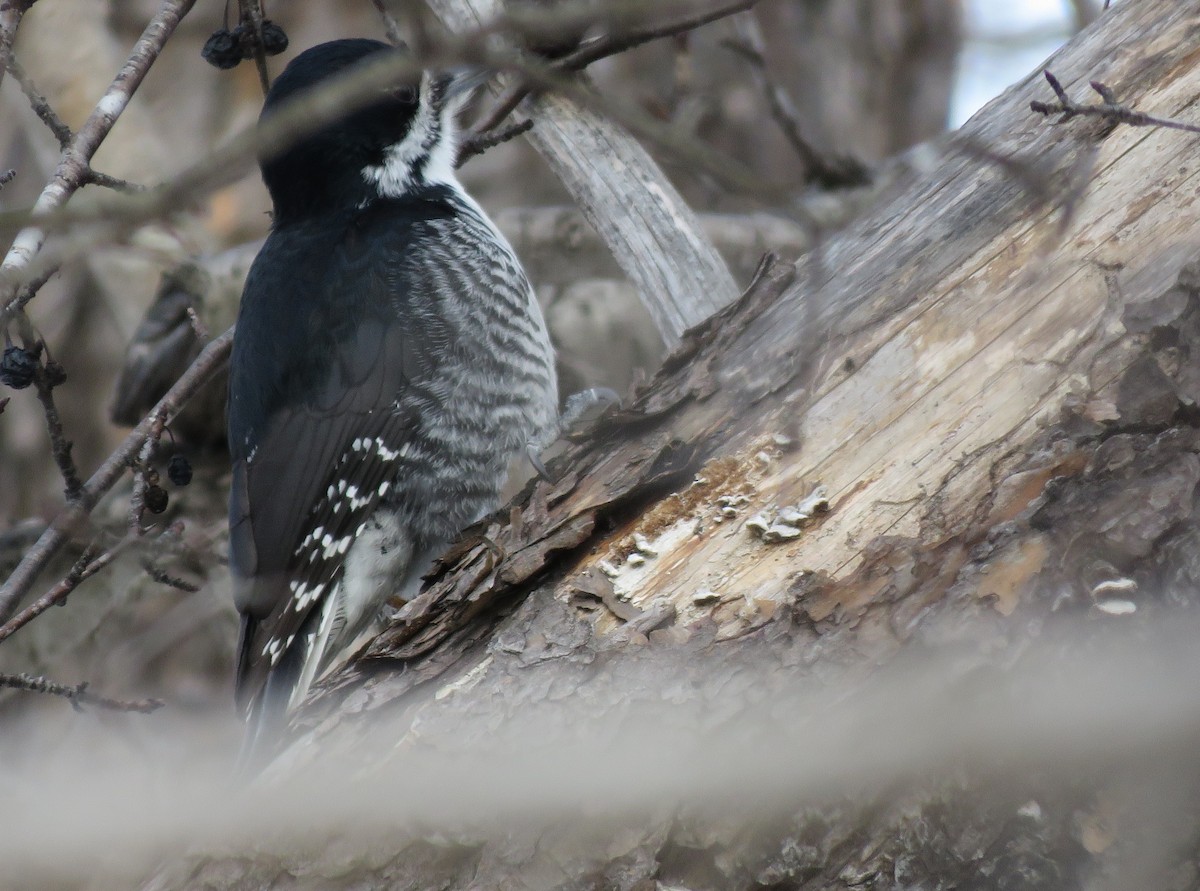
260,38 -> 480,223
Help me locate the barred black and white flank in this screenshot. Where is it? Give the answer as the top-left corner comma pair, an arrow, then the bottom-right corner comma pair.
227,39 -> 558,759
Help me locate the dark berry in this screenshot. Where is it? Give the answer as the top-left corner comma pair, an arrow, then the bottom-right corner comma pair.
145,485 -> 169,514
43,359 -> 66,387
167,454 -> 193,486
0,345 -> 36,389
201,28 -> 243,69
260,21 -> 288,55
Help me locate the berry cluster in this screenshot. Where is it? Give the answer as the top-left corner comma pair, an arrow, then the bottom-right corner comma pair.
202,20 -> 288,70
142,454 -> 194,516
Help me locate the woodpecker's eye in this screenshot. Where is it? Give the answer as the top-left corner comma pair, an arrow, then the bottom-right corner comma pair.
392,84 -> 418,104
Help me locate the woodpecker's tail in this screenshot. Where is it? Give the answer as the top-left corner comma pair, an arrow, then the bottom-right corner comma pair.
234,593 -> 352,775
235,660 -> 302,776
234,614 -> 306,776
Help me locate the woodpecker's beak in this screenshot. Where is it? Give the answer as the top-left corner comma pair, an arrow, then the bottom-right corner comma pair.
444,66 -> 492,102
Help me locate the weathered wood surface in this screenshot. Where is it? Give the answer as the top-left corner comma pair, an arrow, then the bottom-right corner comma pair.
147,2 -> 1200,888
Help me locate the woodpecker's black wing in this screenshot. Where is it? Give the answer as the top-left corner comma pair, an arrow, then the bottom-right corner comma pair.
228,195 -> 457,714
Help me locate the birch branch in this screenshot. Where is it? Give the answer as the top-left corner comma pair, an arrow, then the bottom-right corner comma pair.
0,0 -> 195,304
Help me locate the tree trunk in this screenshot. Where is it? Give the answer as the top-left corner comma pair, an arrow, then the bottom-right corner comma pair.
142,2 -> 1200,888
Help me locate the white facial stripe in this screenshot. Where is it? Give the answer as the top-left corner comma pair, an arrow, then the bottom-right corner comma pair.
422,88 -> 462,189
361,71 -> 463,195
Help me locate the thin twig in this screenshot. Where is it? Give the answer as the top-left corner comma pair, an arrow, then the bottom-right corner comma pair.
0,325 -> 233,625
1031,70 -> 1200,134
0,0 -> 30,97
0,671 -> 163,713
952,134 -> 1098,261
129,427 -> 165,536
4,54 -> 73,148
1052,143 -> 1099,239
560,0 -> 759,72
473,39 -> 780,196
239,0 -> 271,96
467,0 -> 760,137
725,15 -> 870,188
185,305 -> 209,340
84,170 -> 146,193
468,81 -> 528,135
457,118 -> 534,165
0,0 -> 196,308
951,136 -> 1056,204
0,543 -> 121,644
141,559 -> 200,593
371,0 -> 406,46
9,262 -> 58,315
32,353 -> 84,502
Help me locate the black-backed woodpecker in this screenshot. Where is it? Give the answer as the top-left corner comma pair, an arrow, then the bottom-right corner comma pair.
227,39 -> 558,760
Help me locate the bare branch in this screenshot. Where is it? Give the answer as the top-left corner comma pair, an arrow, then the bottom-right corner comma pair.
0,3 -> 773,244
4,54 -> 72,148
6,262 -> 58,317
0,671 -> 163,713
0,326 -> 233,626
238,0 -> 272,96
1031,69 -> 1200,134
371,0 -> 406,46
468,0 -> 762,137
0,46 -> 433,283
560,0 -> 759,73
31,353 -> 83,502
0,0 -> 196,309
0,543 -> 120,644
141,559 -> 201,593
457,118 -> 534,165
725,14 -> 870,189
0,0 -> 30,97
0,14 -> 768,342
83,169 -> 145,193
437,0 -> 749,344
